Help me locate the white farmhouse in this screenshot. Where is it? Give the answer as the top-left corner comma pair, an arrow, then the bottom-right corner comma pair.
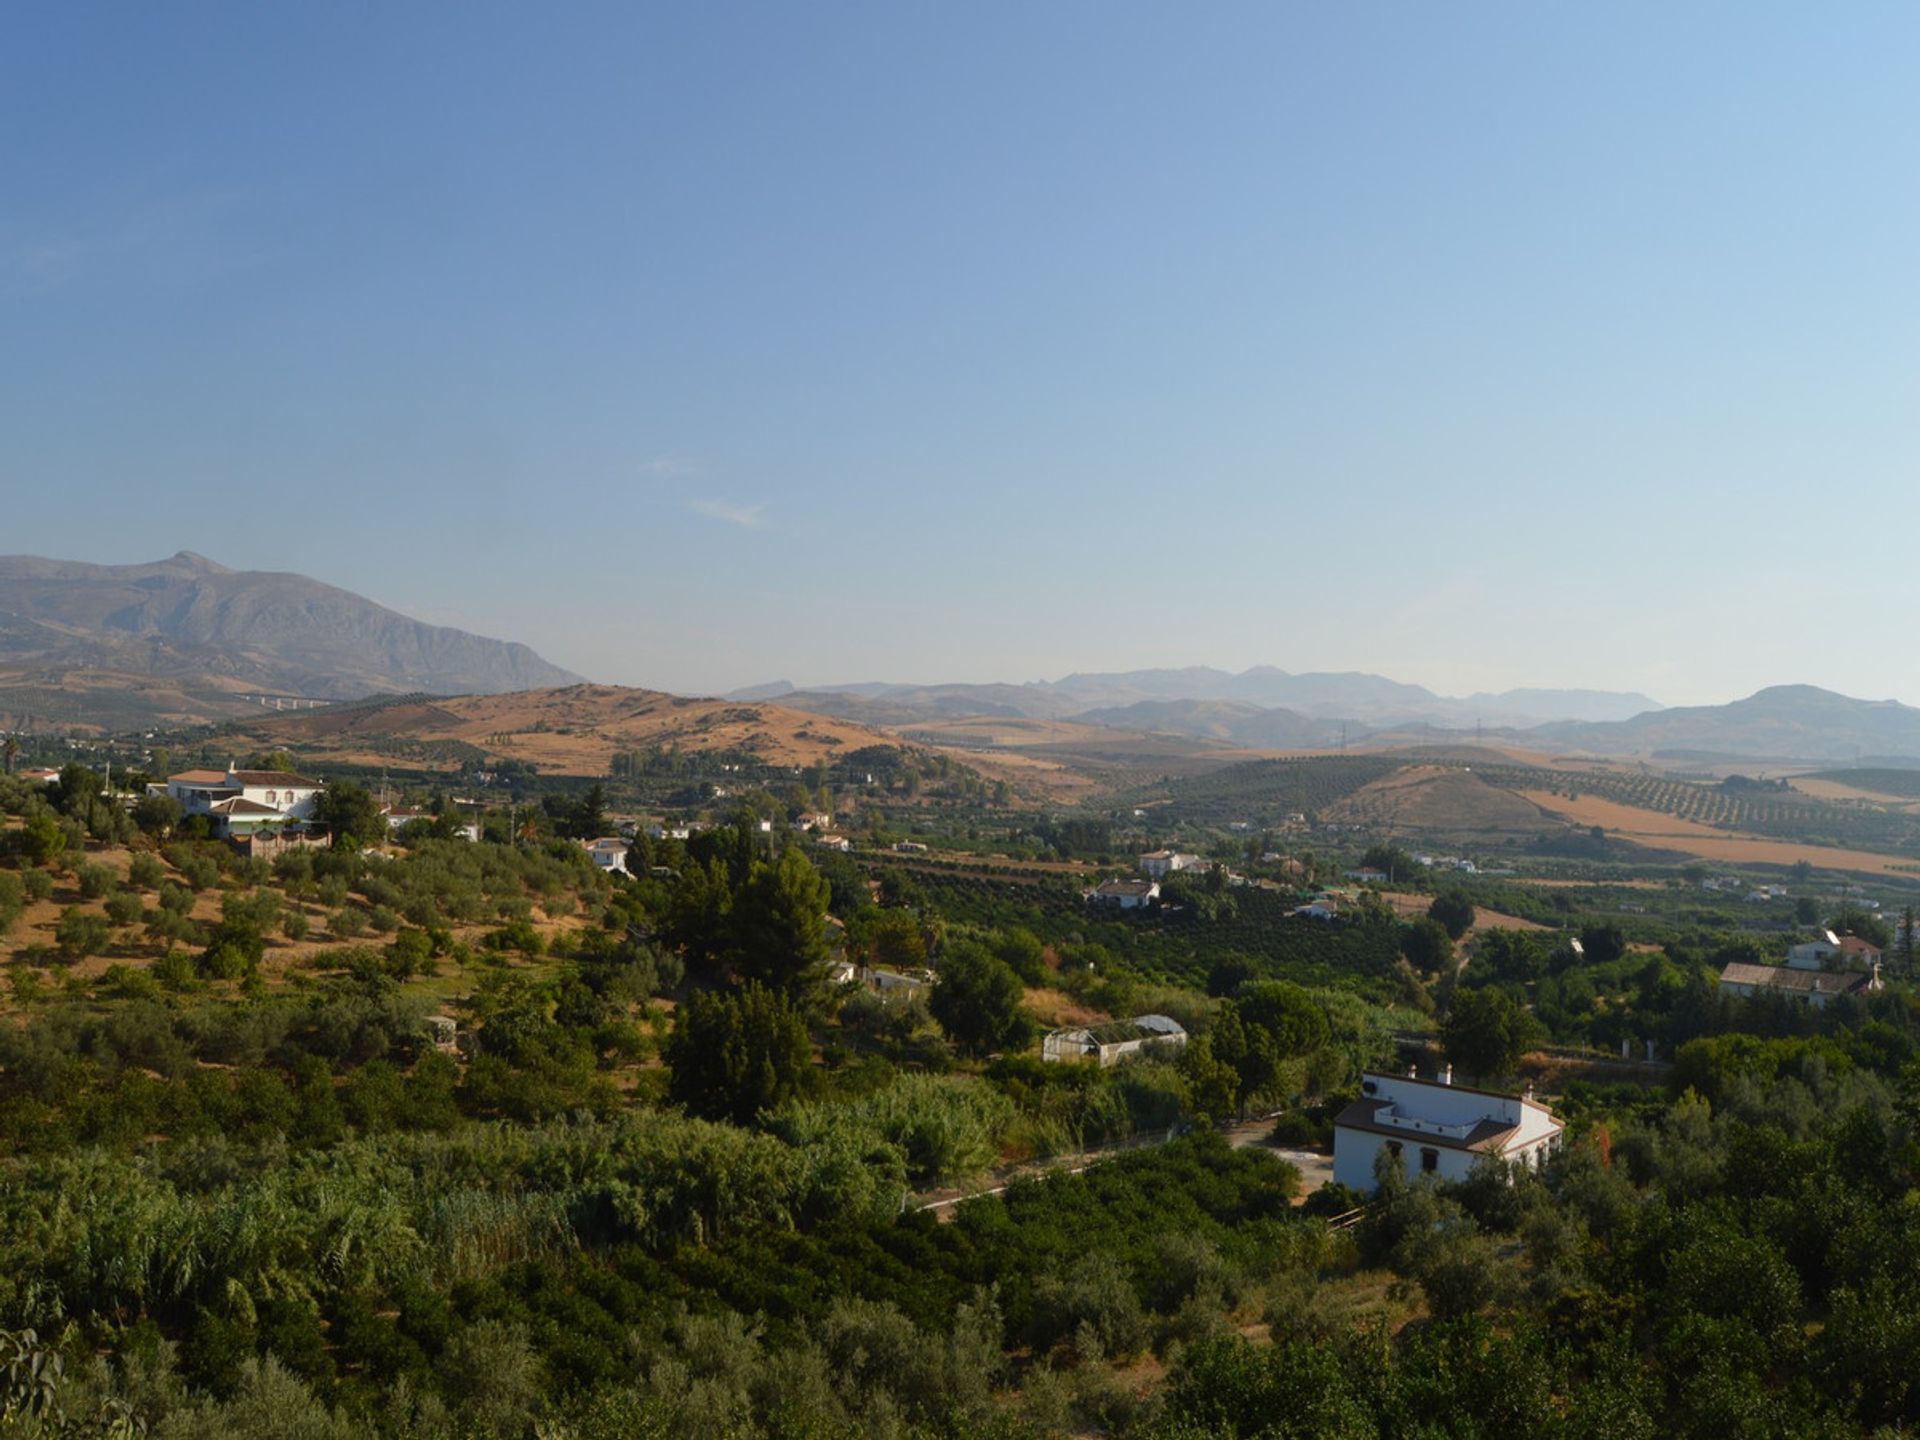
162,765 -> 325,838
1334,1069 -> 1564,1192
1139,850 -> 1208,879
583,837 -> 631,874
1088,878 -> 1159,910
1787,930 -> 1882,970
1718,961 -> 1880,1009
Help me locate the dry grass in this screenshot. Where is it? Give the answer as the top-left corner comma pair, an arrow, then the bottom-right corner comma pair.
251,684 -> 915,775
1520,789 -> 1920,876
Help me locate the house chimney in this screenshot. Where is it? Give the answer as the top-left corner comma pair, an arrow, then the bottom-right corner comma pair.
1407,1064 -> 1418,1079
1523,1081 -> 1535,1101
1440,1064 -> 1453,1086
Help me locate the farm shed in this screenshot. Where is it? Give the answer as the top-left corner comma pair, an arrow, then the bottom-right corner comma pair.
1042,1014 -> 1188,1066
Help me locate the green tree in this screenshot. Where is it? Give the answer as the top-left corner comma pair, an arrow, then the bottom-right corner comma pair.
728,845 -> 832,999
1428,890 -> 1475,940
1441,987 -> 1541,1081
312,780 -> 385,848
1400,917 -> 1456,974
1578,922 -> 1627,966
667,982 -> 815,1125
11,812 -> 67,866
929,942 -> 1034,1058
133,792 -> 183,837
859,909 -> 927,971
54,907 -> 111,960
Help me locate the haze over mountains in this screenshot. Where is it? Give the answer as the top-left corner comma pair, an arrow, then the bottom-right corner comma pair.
736,672 -> 1920,764
731,668 -> 1666,732
0,553 -> 580,727
5,554 -> 1919,766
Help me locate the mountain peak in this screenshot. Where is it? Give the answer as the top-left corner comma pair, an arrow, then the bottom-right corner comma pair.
167,550 -> 230,574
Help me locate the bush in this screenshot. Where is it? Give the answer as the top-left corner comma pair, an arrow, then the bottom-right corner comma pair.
54,907 -> 111,960
74,862 -> 115,900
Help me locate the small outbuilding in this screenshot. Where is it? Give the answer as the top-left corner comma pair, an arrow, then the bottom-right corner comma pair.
1042,1014 -> 1188,1066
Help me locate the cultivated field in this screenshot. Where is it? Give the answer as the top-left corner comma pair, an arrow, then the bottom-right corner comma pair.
1520,789 -> 1920,877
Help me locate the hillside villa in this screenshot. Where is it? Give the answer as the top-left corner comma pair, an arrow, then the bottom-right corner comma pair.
159,765 -> 324,839
1334,1068 -> 1564,1192
584,837 -> 631,874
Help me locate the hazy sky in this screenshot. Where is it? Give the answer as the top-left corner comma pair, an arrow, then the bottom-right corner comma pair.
4,5 -> 1917,705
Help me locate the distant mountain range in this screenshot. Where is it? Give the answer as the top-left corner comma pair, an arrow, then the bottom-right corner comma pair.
734,671 -> 1920,764
0,552 -> 581,728
1531,685 -> 1920,763
733,667 -> 1666,733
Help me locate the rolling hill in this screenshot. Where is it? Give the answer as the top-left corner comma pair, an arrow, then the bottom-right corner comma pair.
238,683 -> 951,777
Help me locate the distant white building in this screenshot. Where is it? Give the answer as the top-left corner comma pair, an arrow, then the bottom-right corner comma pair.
1719,960 -> 1881,1008
1334,1069 -> 1564,1192
1139,850 -> 1208,879
1088,878 -> 1159,910
814,833 -> 852,852
583,837 -> 631,874
1042,1014 -> 1188,1065
1787,930 -> 1882,971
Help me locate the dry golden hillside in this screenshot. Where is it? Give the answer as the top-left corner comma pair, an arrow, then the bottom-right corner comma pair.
243,684 -> 924,775
1324,765 -> 1565,837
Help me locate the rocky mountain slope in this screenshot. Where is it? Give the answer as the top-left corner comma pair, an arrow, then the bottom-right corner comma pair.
0,552 -> 581,727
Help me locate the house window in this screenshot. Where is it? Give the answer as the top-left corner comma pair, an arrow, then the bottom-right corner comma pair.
266,791 -> 278,805
1384,1141 -> 1402,1162
1421,1148 -> 1439,1173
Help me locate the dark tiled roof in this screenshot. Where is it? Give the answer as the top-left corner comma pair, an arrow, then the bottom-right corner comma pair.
1719,962 -> 1872,996
1333,1097 -> 1521,1155
209,797 -> 285,816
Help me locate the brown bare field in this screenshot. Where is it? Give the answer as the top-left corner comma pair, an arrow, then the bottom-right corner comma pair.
1382,890 -> 1547,935
1327,766 -> 1560,836
1520,789 -> 1920,877
1790,776 -> 1920,810
250,684 -> 920,775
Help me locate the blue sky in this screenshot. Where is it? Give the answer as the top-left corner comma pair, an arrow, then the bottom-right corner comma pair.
4,4 -> 1917,705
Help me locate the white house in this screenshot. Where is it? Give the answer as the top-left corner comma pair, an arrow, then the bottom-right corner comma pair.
1088,878 -> 1159,910
814,833 -> 852,852
1293,900 -> 1338,922
1719,960 -> 1881,1009
162,765 -> 324,838
1042,1014 -> 1188,1066
1139,850 -> 1208,879
793,812 -> 833,833
647,822 -> 693,842
583,837 -> 631,874
1787,930 -> 1882,971
1333,1069 -> 1564,1192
